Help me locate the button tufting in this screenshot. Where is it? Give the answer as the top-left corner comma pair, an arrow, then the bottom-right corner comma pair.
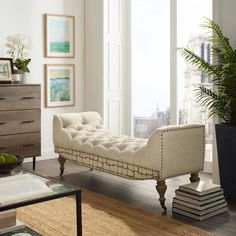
81,137 -> 88,143
67,121 -> 147,162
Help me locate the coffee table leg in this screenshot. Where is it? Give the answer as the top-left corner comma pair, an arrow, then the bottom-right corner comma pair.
76,192 -> 82,236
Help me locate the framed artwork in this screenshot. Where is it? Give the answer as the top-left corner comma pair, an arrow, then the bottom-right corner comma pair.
45,64 -> 75,107
44,14 -> 75,58
0,58 -> 13,82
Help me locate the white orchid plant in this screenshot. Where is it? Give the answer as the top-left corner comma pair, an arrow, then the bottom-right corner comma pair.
5,34 -> 31,73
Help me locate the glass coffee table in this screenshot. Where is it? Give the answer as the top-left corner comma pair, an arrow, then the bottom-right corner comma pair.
0,170 -> 82,236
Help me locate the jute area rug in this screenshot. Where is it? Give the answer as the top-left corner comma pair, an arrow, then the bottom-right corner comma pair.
17,189 -> 213,236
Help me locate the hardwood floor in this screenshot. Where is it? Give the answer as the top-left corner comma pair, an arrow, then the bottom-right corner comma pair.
23,158 -> 236,236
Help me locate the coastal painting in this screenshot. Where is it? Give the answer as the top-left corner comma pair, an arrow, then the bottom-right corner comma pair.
45,64 -> 75,107
45,14 -> 75,58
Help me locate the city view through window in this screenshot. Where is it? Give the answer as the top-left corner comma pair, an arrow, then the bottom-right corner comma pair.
132,0 -> 170,138
132,0 -> 212,162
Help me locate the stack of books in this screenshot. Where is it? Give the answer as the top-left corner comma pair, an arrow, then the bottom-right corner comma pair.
172,181 -> 227,220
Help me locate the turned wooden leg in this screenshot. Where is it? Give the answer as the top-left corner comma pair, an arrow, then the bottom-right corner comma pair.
190,172 -> 200,183
58,155 -> 66,175
156,180 -> 167,211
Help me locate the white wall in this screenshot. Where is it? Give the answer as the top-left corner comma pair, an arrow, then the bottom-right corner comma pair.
84,0 -> 104,116
0,0 -> 84,155
214,0 -> 236,47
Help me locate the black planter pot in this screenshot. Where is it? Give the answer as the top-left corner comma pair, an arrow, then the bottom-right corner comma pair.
215,124 -> 236,201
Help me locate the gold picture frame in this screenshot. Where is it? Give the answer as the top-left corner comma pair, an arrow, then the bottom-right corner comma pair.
44,14 -> 75,58
45,64 -> 75,107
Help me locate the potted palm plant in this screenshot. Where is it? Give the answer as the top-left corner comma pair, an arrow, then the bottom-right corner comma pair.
179,18 -> 236,201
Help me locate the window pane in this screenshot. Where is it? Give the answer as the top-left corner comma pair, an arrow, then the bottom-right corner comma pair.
177,0 -> 213,162
132,0 -> 170,138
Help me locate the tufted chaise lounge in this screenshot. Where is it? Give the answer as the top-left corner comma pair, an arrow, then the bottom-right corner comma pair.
53,112 -> 205,211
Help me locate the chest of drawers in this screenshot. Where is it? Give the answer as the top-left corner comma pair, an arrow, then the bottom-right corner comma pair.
0,84 -> 41,169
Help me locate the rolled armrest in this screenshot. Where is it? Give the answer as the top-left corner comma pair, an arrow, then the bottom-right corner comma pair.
147,124 -> 205,179
53,112 -> 104,148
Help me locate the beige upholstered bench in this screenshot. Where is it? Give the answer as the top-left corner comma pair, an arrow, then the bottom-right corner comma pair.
53,112 -> 205,211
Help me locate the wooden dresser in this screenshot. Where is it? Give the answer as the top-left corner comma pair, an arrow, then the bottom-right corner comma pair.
0,84 -> 41,169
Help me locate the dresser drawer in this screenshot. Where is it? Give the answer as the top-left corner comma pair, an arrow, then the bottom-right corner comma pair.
0,133 -> 41,157
0,110 -> 40,135
0,85 -> 40,110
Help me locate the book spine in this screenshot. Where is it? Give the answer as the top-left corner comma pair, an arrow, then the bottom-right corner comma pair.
173,202 -> 227,216
173,197 -> 226,210
173,206 -> 227,221
175,189 -> 224,201
175,194 -> 224,206
179,186 -> 221,196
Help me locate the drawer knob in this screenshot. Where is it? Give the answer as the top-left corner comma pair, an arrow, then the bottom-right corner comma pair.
21,120 -> 35,124
0,122 -> 5,125
21,96 -> 35,100
22,144 -> 35,147
0,97 -> 6,100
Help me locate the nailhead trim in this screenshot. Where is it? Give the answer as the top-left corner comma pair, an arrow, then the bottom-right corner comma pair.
160,132 -> 164,179
202,127 -> 206,170
161,125 -> 204,133
158,168 -> 204,181
159,125 -> 205,180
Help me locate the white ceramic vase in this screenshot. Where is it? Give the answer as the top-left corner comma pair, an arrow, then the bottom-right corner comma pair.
12,70 -> 30,84
21,72 -> 29,84
12,70 -> 23,84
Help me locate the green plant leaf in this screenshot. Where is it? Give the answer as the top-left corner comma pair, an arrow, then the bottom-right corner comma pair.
14,58 -> 31,73
178,18 -> 236,125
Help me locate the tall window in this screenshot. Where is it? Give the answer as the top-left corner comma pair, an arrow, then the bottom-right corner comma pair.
177,0 -> 213,168
131,0 -> 213,170
132,0 -> 170,138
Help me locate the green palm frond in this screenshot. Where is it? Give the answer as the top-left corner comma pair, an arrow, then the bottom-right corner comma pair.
201,18 -> 234,61
178,48 -> 219,76
195,86 -> 230,121
179,18 -> 236,125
